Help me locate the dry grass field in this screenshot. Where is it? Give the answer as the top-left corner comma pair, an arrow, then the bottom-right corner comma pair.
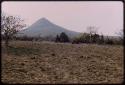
1,41 -> 124,84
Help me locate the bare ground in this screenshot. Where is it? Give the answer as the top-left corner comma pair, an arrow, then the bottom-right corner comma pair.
1,41 -> 124,84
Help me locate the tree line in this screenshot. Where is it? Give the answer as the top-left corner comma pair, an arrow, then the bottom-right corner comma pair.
1,13 -> 123,47
54,26 -> 123,45
54,32 -> 122,45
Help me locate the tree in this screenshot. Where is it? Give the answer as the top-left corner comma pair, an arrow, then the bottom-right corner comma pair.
87,26 -> 98,34
55,34 -> 60,42
72,33 -> 90,44
115,29 -> 123,45
105,36 -> 114,45
99,34 -> 104,44
79,33 -> 90,43
116,29 -> 123,41
59,32 -> 69,42
86,26 -> 98,43
91,33 -> 100,43
1,13 -> 26,47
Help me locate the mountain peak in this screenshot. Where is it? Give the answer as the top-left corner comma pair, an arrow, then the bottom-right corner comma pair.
40,17 -> 49,21
35,17 -> 52,25
39,17 -> 51,23
18,17 -> 80,38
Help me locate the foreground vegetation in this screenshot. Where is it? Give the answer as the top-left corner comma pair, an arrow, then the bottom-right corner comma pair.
2,41 -> 123,84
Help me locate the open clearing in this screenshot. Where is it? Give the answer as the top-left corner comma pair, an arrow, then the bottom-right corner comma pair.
1,41 -> 124,84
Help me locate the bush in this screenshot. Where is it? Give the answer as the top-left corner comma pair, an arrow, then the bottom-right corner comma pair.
55,32 -> 70,43
72,33 -> 90,44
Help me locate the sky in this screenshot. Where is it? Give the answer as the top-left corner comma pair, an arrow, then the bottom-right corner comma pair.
2,1 -> 123,36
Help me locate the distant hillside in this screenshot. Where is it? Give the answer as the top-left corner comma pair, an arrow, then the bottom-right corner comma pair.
17,18 -> 80,38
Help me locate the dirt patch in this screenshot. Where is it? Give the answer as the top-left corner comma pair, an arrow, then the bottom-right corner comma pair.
1,41 -> 124,84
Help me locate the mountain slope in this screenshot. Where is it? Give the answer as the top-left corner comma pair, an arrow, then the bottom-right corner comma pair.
17,18 -> 80,38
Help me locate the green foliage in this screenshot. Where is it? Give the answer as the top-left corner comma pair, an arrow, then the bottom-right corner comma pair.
91,34 -> 100,43
60,32 -> 70,42
71,33 -> 123,45
55,32 -> 70,43
72,33 -> 91,44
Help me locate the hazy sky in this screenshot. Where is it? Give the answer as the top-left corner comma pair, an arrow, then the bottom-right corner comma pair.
2,1 -> 123,36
